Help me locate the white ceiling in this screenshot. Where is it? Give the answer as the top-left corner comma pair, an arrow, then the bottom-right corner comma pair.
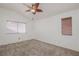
0,3 -> 79,20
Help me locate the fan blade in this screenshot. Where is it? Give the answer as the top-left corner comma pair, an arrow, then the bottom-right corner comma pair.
23,3 -> 32,9
36,9 -> 43,12
35,3 -> 39,8
32,3 -> 39,9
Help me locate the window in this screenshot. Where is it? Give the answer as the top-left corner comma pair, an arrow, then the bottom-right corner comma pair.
6,21 -> 26,34
61,17 -> 72,36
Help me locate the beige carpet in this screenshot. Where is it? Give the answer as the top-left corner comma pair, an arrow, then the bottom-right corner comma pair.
0,39 -> 79,56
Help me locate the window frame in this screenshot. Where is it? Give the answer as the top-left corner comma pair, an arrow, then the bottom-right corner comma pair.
6,20 -> 26,34
61,17 -> 72,36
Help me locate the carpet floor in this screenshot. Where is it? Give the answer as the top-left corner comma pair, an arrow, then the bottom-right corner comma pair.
0,39 -> 79,56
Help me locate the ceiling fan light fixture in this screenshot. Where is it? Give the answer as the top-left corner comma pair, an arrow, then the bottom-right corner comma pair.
24,3 -> 43,15
31,9 -> 36,14
31,9 -> 35,13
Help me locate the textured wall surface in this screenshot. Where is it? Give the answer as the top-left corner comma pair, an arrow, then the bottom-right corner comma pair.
0,39 -> 79,56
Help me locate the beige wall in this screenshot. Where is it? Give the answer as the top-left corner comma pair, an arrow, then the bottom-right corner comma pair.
34,9 -> 79,51
0,8 -> 34,45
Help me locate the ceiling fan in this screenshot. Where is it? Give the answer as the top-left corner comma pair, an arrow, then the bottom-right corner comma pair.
23,3 -> 43,15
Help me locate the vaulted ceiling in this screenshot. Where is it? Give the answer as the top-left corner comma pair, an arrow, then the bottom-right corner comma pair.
0,3 -> 79,20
